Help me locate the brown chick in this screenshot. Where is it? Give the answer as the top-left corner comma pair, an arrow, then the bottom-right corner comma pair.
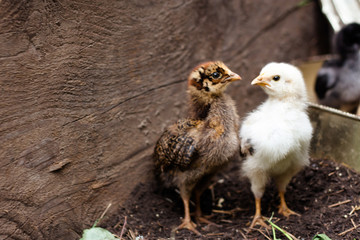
153,61 -> 241,235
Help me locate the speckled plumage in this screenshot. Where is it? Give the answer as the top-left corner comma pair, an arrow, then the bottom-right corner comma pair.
153,61 -> 241,234
154,119 -> 199,172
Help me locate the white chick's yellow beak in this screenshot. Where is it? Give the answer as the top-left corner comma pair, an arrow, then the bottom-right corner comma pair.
223,72 -> 242,83
251,75 -> 271,87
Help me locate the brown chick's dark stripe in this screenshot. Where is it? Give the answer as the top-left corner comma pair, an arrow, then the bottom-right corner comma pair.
195,102 -> 210,119
198,70 -> 207,86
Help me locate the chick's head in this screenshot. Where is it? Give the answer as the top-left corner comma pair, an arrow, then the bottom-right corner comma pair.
252,62 -> 307,101
336,22 -> 360,57
188,61 -> 241,99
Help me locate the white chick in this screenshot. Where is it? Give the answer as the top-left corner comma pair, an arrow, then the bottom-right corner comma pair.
239,62 -> 313,229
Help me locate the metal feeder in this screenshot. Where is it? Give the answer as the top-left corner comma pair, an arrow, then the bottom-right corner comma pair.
298,59 -> 360,172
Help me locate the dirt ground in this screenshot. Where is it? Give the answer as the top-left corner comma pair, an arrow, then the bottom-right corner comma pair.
105,158 -> 360,239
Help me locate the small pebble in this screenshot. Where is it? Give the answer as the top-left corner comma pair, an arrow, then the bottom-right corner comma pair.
217,198 -> 225,208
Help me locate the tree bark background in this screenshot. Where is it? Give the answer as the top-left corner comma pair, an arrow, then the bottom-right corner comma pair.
0,0 -> 328,239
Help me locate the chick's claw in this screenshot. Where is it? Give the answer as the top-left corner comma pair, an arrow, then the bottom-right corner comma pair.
175,220 -> 201,236
278,205 -> 300,218
249,215 -> 270,231
195,215 -> 222,227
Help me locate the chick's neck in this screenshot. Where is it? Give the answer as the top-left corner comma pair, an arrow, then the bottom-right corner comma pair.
266,95 -> 308,111
188,93 -> 222,120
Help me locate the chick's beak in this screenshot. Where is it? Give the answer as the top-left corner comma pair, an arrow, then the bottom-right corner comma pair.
251,75 -> 271,87
223,72 -> 242,83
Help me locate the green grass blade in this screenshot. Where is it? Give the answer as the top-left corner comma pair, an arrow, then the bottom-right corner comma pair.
312,234 -> 332,240
267,214 -> 293,240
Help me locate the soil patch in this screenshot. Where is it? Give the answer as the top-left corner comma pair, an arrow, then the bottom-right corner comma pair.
105,158 -> 360,239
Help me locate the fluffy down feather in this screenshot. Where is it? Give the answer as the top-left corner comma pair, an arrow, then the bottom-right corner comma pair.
240,62 -> 313,229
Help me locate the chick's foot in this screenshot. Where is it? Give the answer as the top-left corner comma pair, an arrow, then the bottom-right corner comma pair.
175,219 -> 201,235
249,215 -> 270,230
278,191 -> 300,218
195,215 -> 221,227
278,204 -> 300,218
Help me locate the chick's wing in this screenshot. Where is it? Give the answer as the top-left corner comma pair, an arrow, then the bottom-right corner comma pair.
154,119 -> 200,171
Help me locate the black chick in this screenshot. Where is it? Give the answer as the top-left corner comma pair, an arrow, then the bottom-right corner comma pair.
153,61 -> 241,235
315,23 -> 360,114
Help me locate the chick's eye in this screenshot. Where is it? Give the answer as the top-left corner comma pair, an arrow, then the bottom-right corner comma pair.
273,75 -> 280,81
212,72 -> 220,79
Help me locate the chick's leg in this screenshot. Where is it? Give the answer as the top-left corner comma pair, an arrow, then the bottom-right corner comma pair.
249,172 -> 269,229
274,170 -> 301,218
278,191 -> 300,217
194,190 -> 209,224
249,197 -> 268,228
193,173 -> 220,226
176,185 -> 201,235
194,190 -> 220,226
